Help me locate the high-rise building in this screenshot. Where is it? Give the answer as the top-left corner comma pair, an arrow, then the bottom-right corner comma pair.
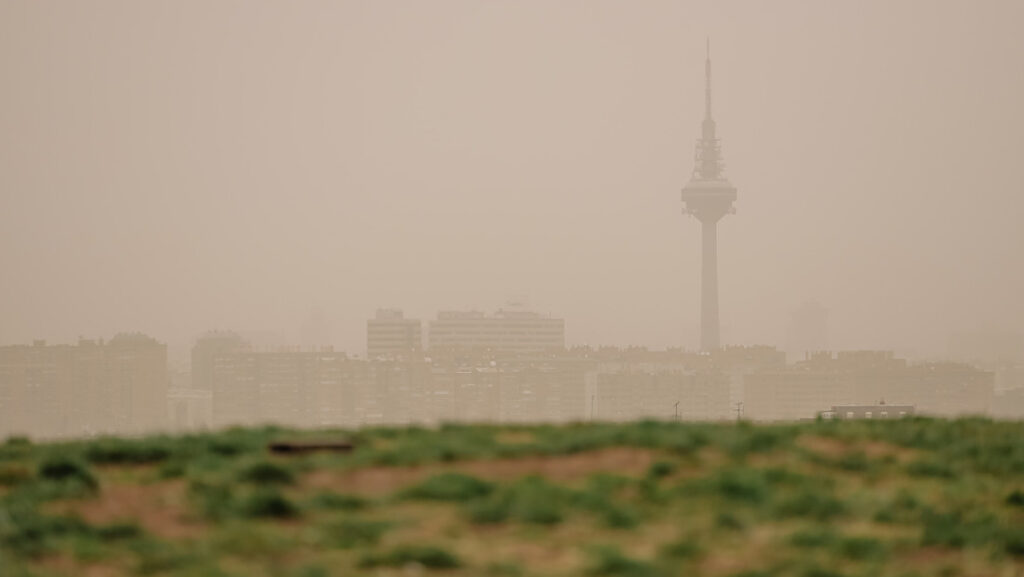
427,308 -> 565,354
366,309 -> 422,359
191,331 -> 250,392
104,333 -> 169,434
0,335 -> 168,439
681,40 -> 737,352
205,346 -> 355,429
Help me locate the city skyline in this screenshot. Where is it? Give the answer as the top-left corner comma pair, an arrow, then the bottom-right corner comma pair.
2,2 -> 1023,359
5,329 -> 1017,441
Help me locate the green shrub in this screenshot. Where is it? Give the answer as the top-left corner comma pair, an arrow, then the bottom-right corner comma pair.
0,506 -> 91,558
209,523 -> 296,558
906,459 -> 956,479
706,468 -> 768,504
835,452 -> 873,472
356,426 -> 501,467
95,522 -> 143,542
647,461 -> 676,479
130,537 -> 198,574
509,477 -> 565,525
773,490 -> 846,521
70,534 -> 110,563
205,439 -> 248,457
762,466 -> 814,487
357,545 -> 461,569
873,490 -> 923,524
728,427 -> 793,457
599,503 -> 641,529
157,461 -> 186,479
0,436 -> 32,460
293,565 -> 330,577
237,461 -> 295,485
487,561 -> 525,576
636,477 -> 667,504
514,494 -> 563,525
85,439 -> 171,465
585,545 -> 661,577
920,510 -> 1000,549
464,476 -> 567,526
789,528 -> 839,548
585,473 -> 631,494
38,457 -> 98,491
403,472 -> 493,501
465,494 -> 512,524
574,477 -> 640,529
309,492 -> 369,511
836,537 -> 888,561
1005,489 -> 1024,507
187,480 -> 235,520
240,490 -> 300,519
715,512 -> 746,531
0,463 -> 32,486
319,518 -> 390,548
1004,529 -> 1024,557
659,538 -> 703,560
664,430 -> 709,456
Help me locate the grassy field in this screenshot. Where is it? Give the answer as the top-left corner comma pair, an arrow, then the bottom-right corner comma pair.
1,418 -> 1022,576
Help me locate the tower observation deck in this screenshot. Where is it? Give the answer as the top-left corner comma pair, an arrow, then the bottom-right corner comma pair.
681,40 -> 737,351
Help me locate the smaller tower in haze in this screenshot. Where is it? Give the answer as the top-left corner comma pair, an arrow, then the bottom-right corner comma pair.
681,39 -> 737,352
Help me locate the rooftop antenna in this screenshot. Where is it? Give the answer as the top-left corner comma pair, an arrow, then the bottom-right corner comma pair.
705,36 -> 712,120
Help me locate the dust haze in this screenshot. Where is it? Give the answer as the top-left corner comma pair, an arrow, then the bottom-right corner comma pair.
2,2 -> 1024,436
2,1 -> 1023,355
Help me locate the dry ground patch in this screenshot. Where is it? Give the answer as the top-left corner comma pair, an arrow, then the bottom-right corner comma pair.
304,446 -> 659,496
48,479 -> 203,539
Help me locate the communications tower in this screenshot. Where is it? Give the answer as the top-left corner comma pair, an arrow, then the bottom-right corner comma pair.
681,40 -> 737,351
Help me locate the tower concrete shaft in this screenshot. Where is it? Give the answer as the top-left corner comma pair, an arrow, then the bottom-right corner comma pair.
700,218 -> 720,351
681,39 -> 736,352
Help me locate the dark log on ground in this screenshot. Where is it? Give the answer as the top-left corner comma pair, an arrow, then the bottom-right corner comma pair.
268,440 -> 355,455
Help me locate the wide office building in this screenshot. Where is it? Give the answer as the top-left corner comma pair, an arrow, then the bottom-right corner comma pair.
427,309 -> 565,354
366,309 -> 422,359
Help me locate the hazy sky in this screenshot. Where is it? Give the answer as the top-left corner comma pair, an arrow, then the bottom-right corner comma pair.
2,1 -> 1023,359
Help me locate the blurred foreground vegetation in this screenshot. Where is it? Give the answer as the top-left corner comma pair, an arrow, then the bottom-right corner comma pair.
1,418 -> 1022,576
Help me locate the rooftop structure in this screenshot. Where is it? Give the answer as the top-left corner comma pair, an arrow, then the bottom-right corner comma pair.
820,403 -> 915,420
